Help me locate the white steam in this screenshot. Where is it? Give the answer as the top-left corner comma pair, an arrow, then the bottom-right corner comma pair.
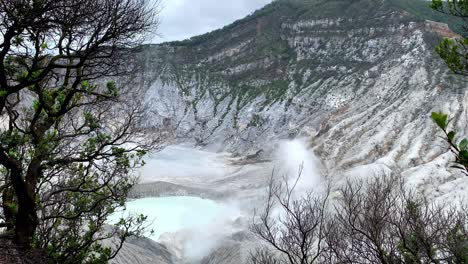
139,145 -> 233,183
276,139 -> 323,194
109,196 -> 243,261
181,199 -> 243,261
112,140 -> 324,262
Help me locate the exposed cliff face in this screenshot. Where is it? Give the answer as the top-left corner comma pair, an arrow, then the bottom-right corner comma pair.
130,0 -> 467,200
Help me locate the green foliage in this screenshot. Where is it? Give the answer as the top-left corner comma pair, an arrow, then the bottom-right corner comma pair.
248,114 -> 265,128
106,81 -> 118,97
460,138 -> 468,150
0,1 -> 157,262
81,80 -> 89,88
0,130 -> 29,159
446,222 -> 468,263
431,0 -> 468,18
12,36 -> 23,45
39,158 -> 146,264
430,0 -> 445,11
429,0 -> 468,76
448,131 -> 457,142
4,200 -> 18,215
0,77 -> 149,263
432,112 -> 468,175
16,71 -> 29,82
435,38 -> 468,76
396,200 -> 427,263
398,238 -> 421,263
31,69 -> 43,79
84,112 -> 100,130
431,112 -> 449,130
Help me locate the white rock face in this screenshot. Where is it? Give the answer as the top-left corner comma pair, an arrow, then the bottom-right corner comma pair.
136,22 -> 467,199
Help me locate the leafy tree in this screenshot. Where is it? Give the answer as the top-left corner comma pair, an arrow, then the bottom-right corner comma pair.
0,0 -> 161,262
430,0 -> 468,76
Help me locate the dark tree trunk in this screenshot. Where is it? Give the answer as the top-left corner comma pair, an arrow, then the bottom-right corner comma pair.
9,167 -> 38,248
15,201 -> 38,248
2,186 -> 15,231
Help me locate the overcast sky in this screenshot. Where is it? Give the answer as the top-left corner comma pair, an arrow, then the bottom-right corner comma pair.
152,0 -> 273,43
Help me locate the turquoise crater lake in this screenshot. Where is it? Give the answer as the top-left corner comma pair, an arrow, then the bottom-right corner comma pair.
109,196 -> 239,241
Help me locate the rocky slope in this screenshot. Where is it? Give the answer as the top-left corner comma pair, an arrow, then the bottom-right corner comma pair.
108,236 -> 176,264
114,0 -> 467,263
130,0 -> 467,199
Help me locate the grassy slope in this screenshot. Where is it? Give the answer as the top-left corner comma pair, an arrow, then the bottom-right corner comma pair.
164,0 -> 463,49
